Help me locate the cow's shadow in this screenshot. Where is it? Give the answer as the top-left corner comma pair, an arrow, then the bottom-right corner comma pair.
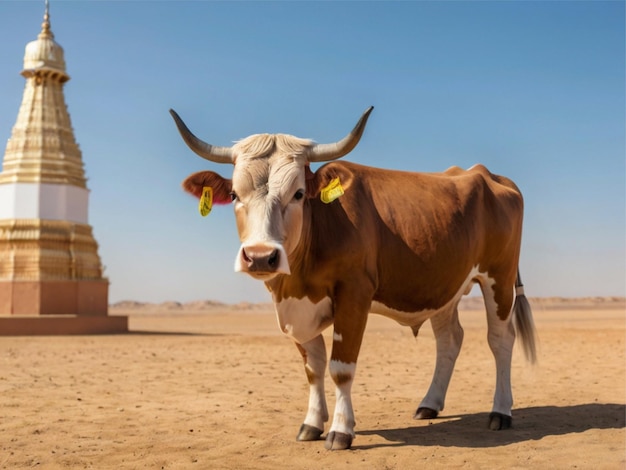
356,403 -> 625,449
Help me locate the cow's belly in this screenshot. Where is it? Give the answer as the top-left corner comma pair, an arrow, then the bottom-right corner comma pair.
274,296 -> 333,344
369,301 -> 440,328
370,265 -> 484,327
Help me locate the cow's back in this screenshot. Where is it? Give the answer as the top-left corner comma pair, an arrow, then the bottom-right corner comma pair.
307,161 -> 524,313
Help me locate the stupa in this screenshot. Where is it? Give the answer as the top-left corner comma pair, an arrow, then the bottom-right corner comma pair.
0,2 -> 127,334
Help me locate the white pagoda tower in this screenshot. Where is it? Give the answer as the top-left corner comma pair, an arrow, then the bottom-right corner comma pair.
0,3 -> 126,334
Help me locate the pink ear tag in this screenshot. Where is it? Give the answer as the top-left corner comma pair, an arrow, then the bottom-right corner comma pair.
199,187 -> 213,217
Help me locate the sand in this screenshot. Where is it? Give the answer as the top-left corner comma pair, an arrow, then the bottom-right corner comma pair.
1,300 -> 624,469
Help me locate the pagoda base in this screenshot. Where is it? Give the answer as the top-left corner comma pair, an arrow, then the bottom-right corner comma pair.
0,279 -> 109,315
0,314 -> 127,336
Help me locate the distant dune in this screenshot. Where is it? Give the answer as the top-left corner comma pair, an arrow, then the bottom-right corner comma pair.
110,299 -> 275,314
459,295 -> 625,311
110,296 -> 625,314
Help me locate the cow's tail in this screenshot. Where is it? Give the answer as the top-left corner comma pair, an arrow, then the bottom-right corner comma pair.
513,270 -> 537,364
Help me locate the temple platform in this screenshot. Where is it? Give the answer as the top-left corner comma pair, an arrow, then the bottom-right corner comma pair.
0,314 -> 128,336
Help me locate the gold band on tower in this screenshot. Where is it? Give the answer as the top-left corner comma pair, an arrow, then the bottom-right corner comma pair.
0,220 -> 103,281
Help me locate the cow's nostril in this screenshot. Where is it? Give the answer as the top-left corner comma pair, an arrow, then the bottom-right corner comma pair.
242,248 -> 252,264
267,249 -> 279,268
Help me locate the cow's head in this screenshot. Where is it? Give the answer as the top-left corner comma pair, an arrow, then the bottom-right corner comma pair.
171,107 -> 373,281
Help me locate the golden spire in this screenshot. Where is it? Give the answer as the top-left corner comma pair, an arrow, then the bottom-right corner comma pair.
22,0 -> 67,80
40,0 -> 53,39
0,0 -> 85,187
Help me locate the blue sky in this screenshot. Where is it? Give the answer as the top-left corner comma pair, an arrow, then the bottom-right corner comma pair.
0,1 -> 624,303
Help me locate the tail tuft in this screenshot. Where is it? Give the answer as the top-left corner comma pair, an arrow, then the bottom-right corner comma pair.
513,283 -> 537,364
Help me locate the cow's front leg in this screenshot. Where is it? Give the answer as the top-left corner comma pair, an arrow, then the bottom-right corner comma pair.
295,334 -> 329,441
325,288 -> 370,451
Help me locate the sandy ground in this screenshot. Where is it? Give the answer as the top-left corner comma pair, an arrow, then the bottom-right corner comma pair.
1,302 -> 624,469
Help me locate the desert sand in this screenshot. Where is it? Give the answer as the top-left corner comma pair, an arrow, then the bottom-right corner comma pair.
1,298 -> 624,469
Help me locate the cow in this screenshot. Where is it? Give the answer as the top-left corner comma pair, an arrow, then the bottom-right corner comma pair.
170,106 -> 537,451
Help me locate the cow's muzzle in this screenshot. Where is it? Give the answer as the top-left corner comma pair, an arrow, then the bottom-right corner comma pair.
235,243 -> 290,279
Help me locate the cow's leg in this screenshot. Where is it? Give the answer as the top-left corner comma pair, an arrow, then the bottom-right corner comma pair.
415,304 -> 464,419
295,334 -> 329,441
325,288 -> 370,451
483,281 -> 516,430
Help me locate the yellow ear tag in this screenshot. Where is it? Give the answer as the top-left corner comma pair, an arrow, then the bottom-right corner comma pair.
199,186 -> 213,217
320,177 -> 344,204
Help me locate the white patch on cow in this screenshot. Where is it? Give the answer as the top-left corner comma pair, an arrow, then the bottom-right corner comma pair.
301,336 -> 329,430
333,332 -> 343,342
328,360 -> 357,437
304,382 -> 328,431
329,359 -> 355,380
370,265 -> 486,327
274,296 -> 333,344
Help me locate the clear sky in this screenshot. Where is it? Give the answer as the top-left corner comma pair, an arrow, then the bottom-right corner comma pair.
0,1 -> 624,304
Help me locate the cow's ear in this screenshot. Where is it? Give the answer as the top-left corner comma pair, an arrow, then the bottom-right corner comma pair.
305,163 -> 353,200
182,171 -> 232,204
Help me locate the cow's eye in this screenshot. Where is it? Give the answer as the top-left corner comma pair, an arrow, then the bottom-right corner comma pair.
230,191 -> 238,202
293,189 -> 305,201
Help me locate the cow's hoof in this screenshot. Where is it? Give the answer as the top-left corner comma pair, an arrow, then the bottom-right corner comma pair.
324,431 -> 353,450
414,407 -> 439,420
297,424 -> 323,441
488,412 -> 512,430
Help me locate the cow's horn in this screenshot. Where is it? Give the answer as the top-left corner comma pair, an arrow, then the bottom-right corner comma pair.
169,109 -> 234,164
308,106 -> 374,163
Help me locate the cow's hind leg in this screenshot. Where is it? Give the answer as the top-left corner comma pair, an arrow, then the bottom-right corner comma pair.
415,304 -> 463,419
295,334 -> 329,441
481,277 -> 516,430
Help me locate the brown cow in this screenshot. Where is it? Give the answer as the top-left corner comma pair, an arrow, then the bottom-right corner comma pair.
171,106 -> 536,450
